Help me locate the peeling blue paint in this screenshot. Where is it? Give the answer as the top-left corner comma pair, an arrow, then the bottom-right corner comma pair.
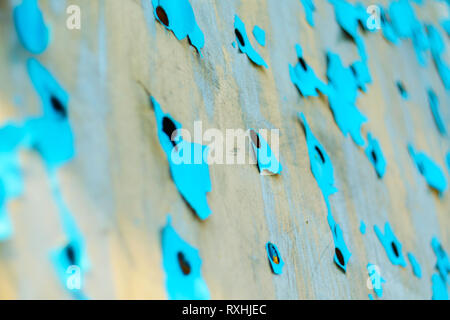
161,215 -> 210,300
26,58 -> 75,172
266,242 -> 284,275
360,220 -> 366,234
151,0 -> 205,53
299,113 -> 351,272
328,0 -> 368,61
151,97 -> 212,220
379,6 -> 399,44
13,0 -> 50,54
374,222 -> 407,267
407,252 -> 422,278
249,129 -> 282,175
326,52 -> 367,146
234,15 -> 268,68
252,25 -> 266,47
300,0 -> 315,27
427,24 -> 450,90
365,133 -> 386,178
431,237 -> 450,284
427,89 -> 447,135
431,273 -> 448,300
367,263 -> 386,297
408,144 -> 448,194
289,44 -> 328,98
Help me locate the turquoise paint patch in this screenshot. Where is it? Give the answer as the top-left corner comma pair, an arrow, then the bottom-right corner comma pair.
13,0 -> 50,54
374,222 -> 407,267
252,25 -> 266,47
431,237 -> 450,284
379,6 -> 399,44
365,133 -> 386,178
351,60 -> 372,92
289,44 -> 328,98
300,0 -> 315,27
427,89 -> 447,135
234,15 -> 268,68
396,81 -> 409,99
367,263 -> 386,297
389,0 -> 429,66
26,58 -> 75,172
431,273 -> 448,300
326,52 -> 367,146
49,174 -> 90,299
249,129 -> 282,175
368,293 -> 374,300
151,0 -> 205,53
447,152 -> 450,172
408,144 -> 448,194
266,242 -> 284,275
299,113 -> 351,272
427,24 -> 450,90
360,220 -> 366,234
328,0 -> 368,61
407,252 -> 422,278
161,216 -> 210,300
151,97 -> 212,220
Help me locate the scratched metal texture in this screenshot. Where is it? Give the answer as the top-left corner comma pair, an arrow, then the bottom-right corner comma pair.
0,0 -> 448,299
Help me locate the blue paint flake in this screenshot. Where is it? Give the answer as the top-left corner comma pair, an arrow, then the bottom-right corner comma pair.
431,273 -> 448,300
379,6 -> 399,44
299,113 -> 351,272
428,89 -> 447,135
427,24 -> 450,90
151,0 -> 205,53
266,242 -> 284,275
234,15 -> 268,68
367,263 -> 386,297
300,0 -> 316,27
161,215 -> 210,300
407,252 -> 422,278
374,222 -> 407,267
151,97 -> 212,220
289,44 -> 328,98
431,237 -> 450,284
359,220 -> 366,234
408,144 -> 448,194
396,81 -> 408,99
328,0 -> 368,61
26,58 -> 75,172
368,293 -> 374,300
13,0 -> 50,54
365,133 -> 386,178
252,25 -> 266,47
326,52 -> 367,146
249,129 -> 282,175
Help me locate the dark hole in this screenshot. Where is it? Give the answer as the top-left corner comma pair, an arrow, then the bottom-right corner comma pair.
298,57 -> 308,71
391,242 -> 399,258
350,65 -> 357,77
250,130 -> 261,149
50,95 -> 67,118
156,6 -> 169,27
380,12 -> 386,23
371,150 -> 378,163
235,29 -> 245,47
335,247 -> 345,267
65,244 -> 76,265
177,251 -> 191,275
397,81 -> 407,96
268,243 -> 279,265
315,146 -> 325,163
162,116 -> 177,147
